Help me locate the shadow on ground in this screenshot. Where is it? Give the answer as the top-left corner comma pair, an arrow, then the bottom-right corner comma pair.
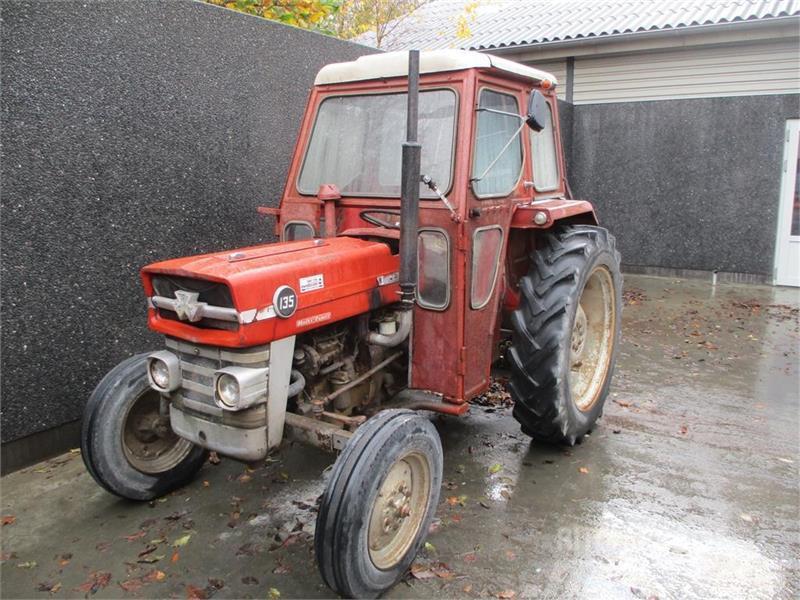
2,275 -> 798,599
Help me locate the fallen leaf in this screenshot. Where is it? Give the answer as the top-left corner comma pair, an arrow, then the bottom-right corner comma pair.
269,588 -> 281,599
173,533 -> 192,547
17,561 -> 37,569
238,474 -> 252,483
424,542 -> 436,553
432,563 -> 454,580
95,541 -> 112,552
171,551 -> 180,563
119,578 -> 143,592
740,513 -> 753,523
479,501 -> 492,509
496,590 -> 516,599
505,549 -> 516,560
186,584 -> 208,599
57,553 -> 72,566
144,569 -> 167,581
241,576 -> 259,585
2,515 -> 16,526
463,584 -> 473,594
463,552 -> 477,563
273,563 -> 291,574
75,571 -> 111,594
37,581 -> 62,593
489,464 -> 503,474
208,452 -> 221,465
409,563 -> 437,580
137,554 -> 164,564
578,467 -> 589,474
124,530 -> 146,542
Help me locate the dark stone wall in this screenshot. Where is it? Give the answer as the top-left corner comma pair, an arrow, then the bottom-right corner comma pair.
568,95 -> 800,275
0,0 -> 375,456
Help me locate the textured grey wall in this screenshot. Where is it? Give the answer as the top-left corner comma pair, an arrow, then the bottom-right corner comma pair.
569,95 -> 800,275
0,0 -> 375,454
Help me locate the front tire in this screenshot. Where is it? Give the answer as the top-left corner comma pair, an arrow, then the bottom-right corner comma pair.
507,225 -> 622,445
81,354 -> 208,500
315,409 -> 443,598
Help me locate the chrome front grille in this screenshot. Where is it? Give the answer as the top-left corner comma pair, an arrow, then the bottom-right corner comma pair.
165,337 -> 270,412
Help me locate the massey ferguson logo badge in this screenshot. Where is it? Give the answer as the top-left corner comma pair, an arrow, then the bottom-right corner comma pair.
173,290 -> 204,322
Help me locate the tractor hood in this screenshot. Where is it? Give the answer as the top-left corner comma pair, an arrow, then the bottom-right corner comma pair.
142,237 -> 400,347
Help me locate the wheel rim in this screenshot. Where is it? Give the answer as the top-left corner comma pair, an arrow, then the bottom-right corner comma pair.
569,266 -> 616,412
122,389 -> 193,474
367,451 -> 431,570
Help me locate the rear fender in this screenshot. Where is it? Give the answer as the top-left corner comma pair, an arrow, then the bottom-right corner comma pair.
511,199 -> 598,229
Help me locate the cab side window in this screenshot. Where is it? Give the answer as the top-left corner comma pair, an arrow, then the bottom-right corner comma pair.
530,101 -> 560,191
472,89 -> 523,198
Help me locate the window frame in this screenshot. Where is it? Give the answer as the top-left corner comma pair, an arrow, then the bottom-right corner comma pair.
529,99 -> 561,193
470,224 -> 505,310
295,87 -> 459,199
281,220 -> 315,242
416,226 -> 451,311
470,86 -> 525,200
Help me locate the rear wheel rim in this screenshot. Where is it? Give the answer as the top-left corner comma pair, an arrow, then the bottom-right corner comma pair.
367,451 -> 431,570
122,389 -> 192,474
569,266 -> 616,412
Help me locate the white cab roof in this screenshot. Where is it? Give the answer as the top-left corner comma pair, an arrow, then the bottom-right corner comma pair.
314,49 -> 558,86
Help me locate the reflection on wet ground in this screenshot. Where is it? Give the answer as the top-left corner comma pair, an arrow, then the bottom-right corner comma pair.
2,275 -> 798,599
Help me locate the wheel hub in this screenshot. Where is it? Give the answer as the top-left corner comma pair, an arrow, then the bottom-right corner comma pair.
367,452 -> 431,570
122,389 -> 192,474
568,266 -> 616,412
571,303 -> 588,360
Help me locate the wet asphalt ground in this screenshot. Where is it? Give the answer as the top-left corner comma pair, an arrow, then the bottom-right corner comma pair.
1,274 -> 799,599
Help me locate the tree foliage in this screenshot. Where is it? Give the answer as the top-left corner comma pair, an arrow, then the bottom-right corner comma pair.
328,0 -> 428,47
205,0 -> 341,32
204,0 -> 429,46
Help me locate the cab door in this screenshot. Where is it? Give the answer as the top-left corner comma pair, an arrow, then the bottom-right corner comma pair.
461,83 -> 529,398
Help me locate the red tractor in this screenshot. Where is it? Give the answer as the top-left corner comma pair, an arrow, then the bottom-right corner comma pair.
82,50 -> 621,598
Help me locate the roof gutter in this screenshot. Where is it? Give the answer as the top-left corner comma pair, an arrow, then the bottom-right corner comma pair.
480,16 -> 799,57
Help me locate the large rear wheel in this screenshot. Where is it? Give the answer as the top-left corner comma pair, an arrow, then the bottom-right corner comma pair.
315,409 -> 443,598
507,225 -> 622,445
81,354 -> 207,500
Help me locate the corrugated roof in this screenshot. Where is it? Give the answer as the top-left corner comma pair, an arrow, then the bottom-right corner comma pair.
356,0 -> 800,51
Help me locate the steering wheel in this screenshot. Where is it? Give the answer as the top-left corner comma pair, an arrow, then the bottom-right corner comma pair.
360,210 -> 401,230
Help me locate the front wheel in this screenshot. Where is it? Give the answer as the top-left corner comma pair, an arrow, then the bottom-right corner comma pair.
507,225 -> 622,445
315,409 -> 443,598
81,354 -> 208,500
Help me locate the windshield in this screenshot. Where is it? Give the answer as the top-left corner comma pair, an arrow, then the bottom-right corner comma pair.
298,90 -> 457,198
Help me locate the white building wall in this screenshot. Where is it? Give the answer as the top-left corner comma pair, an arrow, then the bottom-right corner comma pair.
571,38 -> 800,104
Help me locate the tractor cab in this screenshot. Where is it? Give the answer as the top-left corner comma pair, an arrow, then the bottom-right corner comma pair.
274,50 -> 596,404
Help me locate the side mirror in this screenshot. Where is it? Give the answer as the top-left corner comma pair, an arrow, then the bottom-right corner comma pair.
526,90 -> 548,132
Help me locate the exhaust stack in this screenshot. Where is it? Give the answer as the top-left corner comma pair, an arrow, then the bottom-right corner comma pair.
399,49 -> 421,307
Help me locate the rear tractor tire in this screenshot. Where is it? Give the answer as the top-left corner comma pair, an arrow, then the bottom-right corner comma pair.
507,225 -> 622,445
315,409 -> 443,598
81,354 -> 208,501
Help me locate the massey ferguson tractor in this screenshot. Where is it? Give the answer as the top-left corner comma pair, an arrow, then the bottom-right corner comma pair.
82,50 -> 621,598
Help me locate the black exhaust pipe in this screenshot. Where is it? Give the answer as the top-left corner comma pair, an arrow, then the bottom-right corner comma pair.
399,50 -> 421,308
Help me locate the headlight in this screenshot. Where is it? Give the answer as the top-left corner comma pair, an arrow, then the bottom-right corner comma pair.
149,359 -> 170,390
216,374 -> 240,408
213,366 -> 268,411
146,350 -> 180,392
